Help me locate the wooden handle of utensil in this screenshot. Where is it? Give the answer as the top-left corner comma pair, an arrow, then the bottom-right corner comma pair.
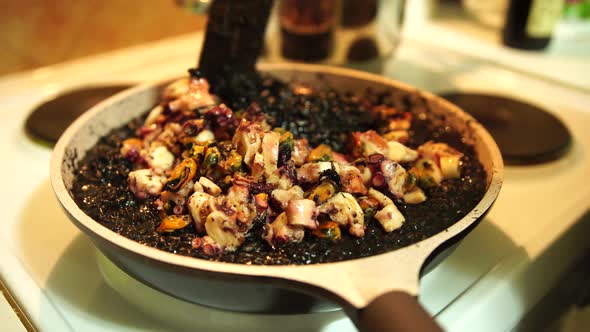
358,291 -> 443,332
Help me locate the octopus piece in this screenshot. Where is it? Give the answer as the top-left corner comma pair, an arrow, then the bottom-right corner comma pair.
270,185 -> 304,211
386,141 -> 418,163
374,204 -> 405,232
198,176 -> 222,196
352,130 -> 417,163
145,145 -> 175,174
263,212 -> 305,247
161,190 -> 187,215
379,159 -> 408,198
270,166 -> 295,190
128,169 -> 167,199
225,183 -> 257,226
337,164 -> 367,195
233,121 -> 263,166
204,210 -> 244,251
251,153 -> 265,181
286,199 -> 318,229
352,130 -> 388,157
403,188 -> 427,204
194,129 -> 215,143
367,187 -> 394,207
411,158 -> 444,186
188,191 -> 216,233
199,235 -> 222,256
167,77 -> 216,112
318,192 -> 365,237
297,161 -> 339,183
418,141 -> 464,179
261,131 -> 280,180
155,123 -> 183,151
291,139 -> 311,166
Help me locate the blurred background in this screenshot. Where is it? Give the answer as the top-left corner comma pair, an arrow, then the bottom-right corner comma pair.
1,0 -> 588,77
0,0 -> 206,76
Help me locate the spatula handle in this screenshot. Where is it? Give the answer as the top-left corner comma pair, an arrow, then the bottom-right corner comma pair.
358,291 -> 443,332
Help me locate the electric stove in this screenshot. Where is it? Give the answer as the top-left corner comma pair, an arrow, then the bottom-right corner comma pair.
1,28 -> 589,331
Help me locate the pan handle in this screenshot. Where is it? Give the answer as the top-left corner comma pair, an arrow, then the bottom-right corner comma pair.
357,291 -> 443,332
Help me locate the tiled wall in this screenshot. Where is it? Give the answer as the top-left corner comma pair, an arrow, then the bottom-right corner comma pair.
0,0 -> 206,76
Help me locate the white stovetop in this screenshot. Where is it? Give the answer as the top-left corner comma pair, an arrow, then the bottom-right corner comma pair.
1,26 -> 590,331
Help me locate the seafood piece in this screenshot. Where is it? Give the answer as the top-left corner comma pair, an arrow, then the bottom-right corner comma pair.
297,162 -> 339,183
312,221 -> 341,240
154,123 -> 183,153
352,130 -> 417,163
145,145 -> 175,173
379,159 -> 408,198
352,130 -> 388,157
233,121 -> 263,166
187,191 -> 216,233
418,141 -> 464,179
263,212 -> 305,247
167,77 -> 216,112
374,204 -> 405,232
225,183 -> 257,226
251,153 -> 265,181
195,129 -> 215,143
411,158 -> 444,187
128,169 -> 166,199
166,158 -> 197,192
291,139 -> 311,166
286,199 -> 318,229
157,215 -> 192,232
161,190 -> 187,215
403,188 -> 427,204
307,180 -> 338,205
261,131 -> 280,179
318,193 -> 365,237
198,176 -> 222,196
307,144 -> 333,162
200,235 -> 222,256
367,188 -> 394,207
270,186 -> 304,211
205,210 -> 244,251
337,164 -> 367,195
386,141 -> 418,163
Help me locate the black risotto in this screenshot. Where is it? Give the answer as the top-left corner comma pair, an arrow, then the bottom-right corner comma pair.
72,75 -> 487,265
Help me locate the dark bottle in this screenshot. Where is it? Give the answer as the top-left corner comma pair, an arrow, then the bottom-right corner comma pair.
502,0 -> 564,50
280,0 -> 336,62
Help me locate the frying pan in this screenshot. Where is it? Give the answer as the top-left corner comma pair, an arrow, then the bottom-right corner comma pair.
50,63 -> 503,331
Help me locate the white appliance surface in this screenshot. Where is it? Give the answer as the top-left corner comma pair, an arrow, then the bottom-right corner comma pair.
1,28 -> 589,332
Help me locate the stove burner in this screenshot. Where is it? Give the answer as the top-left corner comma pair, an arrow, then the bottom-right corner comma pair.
440,92 -> 572,165
25,85 -> 131,145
